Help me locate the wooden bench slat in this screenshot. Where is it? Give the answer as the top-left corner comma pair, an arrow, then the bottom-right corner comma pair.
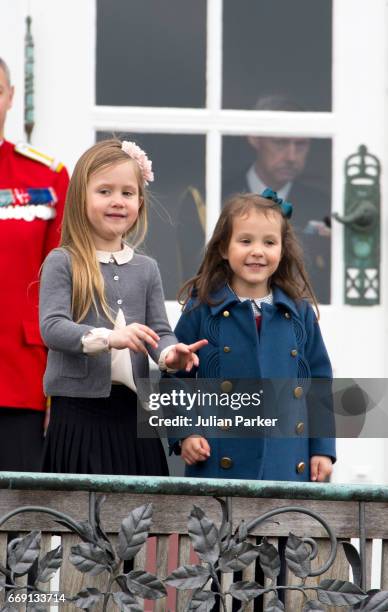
176,534 -> 191,611
381,540 -> 388,589
155,535 -> 169,612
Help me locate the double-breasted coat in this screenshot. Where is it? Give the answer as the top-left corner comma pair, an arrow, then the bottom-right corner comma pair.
170,285 -> 336,481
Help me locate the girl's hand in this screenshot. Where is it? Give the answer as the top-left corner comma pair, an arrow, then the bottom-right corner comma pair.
165,340 -> 208,372
108,323 -> 160,355
181,435 -> 211,465
310,455 -> 333,482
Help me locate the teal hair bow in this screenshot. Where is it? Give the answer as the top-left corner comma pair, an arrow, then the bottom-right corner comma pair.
261,188 -> 293,219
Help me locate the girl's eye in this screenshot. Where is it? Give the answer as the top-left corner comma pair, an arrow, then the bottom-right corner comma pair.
123,191 -> 135,197
241,239 -> 251,244
99,189 -> 110,195
265,240 -> 275,246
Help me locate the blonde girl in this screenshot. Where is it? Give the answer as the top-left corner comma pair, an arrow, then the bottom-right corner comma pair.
40,138 -> 205,475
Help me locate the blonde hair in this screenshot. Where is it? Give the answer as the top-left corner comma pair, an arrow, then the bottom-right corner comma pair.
60,138 -> 148,323
178,193 -> 319,316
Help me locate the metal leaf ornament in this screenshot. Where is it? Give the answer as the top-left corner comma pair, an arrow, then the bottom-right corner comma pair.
93,494 -> 116,560
125,570 -> 167,599
341,540 -> 363,587
352,589 -> 388,610
285,532 -> 311,578
188,505 -> 220,564
258,537 -> 281,580
233,519 -> 248,544
215,496 -> 232,552
36,544 -> 63,582
69,542 -> 110,576
228,580 -> 265,602
112,590 -> 142,612
165,564 -> 210,590
2,605 -> 18,612
264,595 -> 285,611
219,541 -> 261,572
317,579 -> 367,606
116,503 -> 153,561
69,587 -> 103,609
185,588 -> 216,611
25,598 -> 49,612
7,531 -> 41,576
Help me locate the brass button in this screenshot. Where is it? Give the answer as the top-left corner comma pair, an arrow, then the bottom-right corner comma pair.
220,380 -> 233,393
220,457 -> 233,469
294,386 -> 303,399
295,422 -> 305,435
291,349 -> 298,357
296,461 -> 306,474
223,346 -> 231,353
284,312 -> 291,319
223,310 -> 230,317
219,422 -> 231,431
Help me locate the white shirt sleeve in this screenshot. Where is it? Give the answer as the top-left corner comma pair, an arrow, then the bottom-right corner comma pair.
158,344 -> 178,374
158,344 -> 178,373
82,328 -> 112,354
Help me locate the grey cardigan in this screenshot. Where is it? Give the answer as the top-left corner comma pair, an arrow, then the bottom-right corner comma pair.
39,248 -> 177,397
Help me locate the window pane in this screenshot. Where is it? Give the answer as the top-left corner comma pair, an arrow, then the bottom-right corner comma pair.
223,0 -> 332,111
222,135 -> 332,304
97,132 -> 206,300
96,0 -> 206,108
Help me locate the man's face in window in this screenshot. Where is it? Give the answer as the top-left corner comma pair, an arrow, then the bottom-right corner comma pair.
248,136 -> 310,190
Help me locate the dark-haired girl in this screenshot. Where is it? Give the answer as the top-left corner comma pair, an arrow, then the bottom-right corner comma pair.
171,190 -> 335,481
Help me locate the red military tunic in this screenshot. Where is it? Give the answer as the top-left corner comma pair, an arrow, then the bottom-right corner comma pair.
0,139 -> 69,411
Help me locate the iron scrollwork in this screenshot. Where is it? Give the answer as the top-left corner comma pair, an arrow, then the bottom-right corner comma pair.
0,494 -> 386,610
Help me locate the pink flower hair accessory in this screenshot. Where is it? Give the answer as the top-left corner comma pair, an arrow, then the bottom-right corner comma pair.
121,141 -> 154,184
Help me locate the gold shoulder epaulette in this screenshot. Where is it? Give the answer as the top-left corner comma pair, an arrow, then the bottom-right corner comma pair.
15,142 -> 64,173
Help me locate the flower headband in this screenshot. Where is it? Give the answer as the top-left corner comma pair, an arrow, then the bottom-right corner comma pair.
261,187 -> 293,219
121,141 -> 154,185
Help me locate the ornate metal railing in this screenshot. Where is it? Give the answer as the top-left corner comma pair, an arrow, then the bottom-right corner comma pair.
0,473 -> 388,611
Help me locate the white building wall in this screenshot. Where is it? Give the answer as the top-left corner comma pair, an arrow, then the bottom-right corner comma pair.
1,0 -> 388,485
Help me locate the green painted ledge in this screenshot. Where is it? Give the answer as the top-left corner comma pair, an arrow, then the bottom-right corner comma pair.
0,472 -> 387,502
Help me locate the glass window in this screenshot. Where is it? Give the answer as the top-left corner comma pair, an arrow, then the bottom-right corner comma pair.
222,0 -> 332,111
222,135 -> 332,304
97,132 -> 206,300
96,0 -> 207,108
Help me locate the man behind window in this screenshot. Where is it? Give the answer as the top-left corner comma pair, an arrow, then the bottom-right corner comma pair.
223,93 -> 331,303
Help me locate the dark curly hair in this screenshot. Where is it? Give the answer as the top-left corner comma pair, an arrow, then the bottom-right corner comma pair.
178,193 -> 319,316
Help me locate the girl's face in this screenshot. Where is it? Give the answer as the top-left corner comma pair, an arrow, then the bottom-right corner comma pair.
224,208 -> 282,298
86,160 -> 142,251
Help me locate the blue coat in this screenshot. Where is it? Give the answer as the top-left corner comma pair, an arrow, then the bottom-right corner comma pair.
170,285 -> 336,481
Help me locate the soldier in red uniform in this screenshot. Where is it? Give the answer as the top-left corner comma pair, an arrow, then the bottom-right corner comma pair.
0,57 -> 69,470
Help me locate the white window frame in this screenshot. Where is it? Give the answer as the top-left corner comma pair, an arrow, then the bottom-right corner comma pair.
92,0 -> 339,319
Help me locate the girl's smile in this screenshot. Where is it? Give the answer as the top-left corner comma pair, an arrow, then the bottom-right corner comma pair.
224,208 -> 282,298
86,160 -> 142,251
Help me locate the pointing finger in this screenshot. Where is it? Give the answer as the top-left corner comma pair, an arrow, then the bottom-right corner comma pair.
188,339 -> 208,352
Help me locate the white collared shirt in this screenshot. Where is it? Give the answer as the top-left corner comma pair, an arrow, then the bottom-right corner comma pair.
237,291 -> 273,316
82,244 -> 173,391
246,165 -> 292,201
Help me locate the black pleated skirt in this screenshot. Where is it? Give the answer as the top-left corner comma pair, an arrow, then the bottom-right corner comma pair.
41,386 -> 169,476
